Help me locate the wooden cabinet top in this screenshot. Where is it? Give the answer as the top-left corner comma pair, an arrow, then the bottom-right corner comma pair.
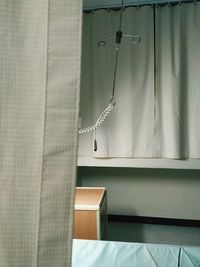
74,187 -> 106,211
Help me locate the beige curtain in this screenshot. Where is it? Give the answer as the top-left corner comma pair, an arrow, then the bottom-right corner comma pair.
0,1 -> 82,266
156,3 -> 200,158
79,3 -> 200,159
79,6 -> 154,158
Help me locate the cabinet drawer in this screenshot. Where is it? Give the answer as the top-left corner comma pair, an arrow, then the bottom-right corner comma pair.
74,210 -> 97,240
74,187 -> 107,240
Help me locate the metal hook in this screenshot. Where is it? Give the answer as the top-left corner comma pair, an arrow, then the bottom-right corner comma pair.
98,40 -> 105,48
132,35 -> 142,45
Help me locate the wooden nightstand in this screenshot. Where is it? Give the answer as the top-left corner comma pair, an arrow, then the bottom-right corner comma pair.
73,187 -> 107,240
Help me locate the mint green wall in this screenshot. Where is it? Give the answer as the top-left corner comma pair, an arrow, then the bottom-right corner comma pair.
77,167 -> 200,220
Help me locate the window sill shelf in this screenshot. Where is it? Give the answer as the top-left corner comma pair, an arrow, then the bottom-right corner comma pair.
77,157 -> 200,170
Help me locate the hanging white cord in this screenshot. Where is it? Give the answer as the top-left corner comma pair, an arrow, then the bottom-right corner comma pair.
79,98 -> 115,134
79,0 -> 124,151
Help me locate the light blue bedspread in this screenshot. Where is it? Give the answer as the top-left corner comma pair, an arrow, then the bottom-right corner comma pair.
72,239 -> 200,267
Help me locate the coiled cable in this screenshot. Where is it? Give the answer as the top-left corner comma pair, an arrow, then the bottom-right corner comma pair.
79,0 -> 124,151
79,98 -> 115,134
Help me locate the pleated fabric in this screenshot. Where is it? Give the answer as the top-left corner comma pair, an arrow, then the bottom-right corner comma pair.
79,3 -> 200,159
156,3 -> 200,158
0,1 -> 82,266
79,6 -> 154,158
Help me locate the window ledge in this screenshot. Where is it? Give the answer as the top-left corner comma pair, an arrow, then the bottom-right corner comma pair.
77,157 -> 200,170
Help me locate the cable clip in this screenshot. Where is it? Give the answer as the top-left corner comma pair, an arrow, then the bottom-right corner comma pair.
116,31 -> 123,44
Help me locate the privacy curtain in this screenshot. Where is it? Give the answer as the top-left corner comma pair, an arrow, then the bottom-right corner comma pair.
79,2 -> 200,159
0,1 -> 82,267
156,3 -> 200,158
79,7 -> 155,158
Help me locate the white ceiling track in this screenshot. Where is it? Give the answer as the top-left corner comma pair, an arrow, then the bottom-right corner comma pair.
83,0 -> 196,11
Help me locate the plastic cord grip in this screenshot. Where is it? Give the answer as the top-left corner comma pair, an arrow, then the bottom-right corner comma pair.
116,31 -> 123,44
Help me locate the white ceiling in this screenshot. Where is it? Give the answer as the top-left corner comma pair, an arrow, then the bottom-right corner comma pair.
83,0 -> 184,10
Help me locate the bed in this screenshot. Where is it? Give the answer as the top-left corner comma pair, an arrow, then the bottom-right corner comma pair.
72,239 -> 200,267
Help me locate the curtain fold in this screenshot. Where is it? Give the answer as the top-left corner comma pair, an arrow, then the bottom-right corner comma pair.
79,3 -> 200,159
156,3 -> 200,158
0,1 -> 82,266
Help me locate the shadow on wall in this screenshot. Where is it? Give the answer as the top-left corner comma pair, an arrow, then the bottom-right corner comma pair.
108,217 -> 145,243
77,167 -> 200,220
